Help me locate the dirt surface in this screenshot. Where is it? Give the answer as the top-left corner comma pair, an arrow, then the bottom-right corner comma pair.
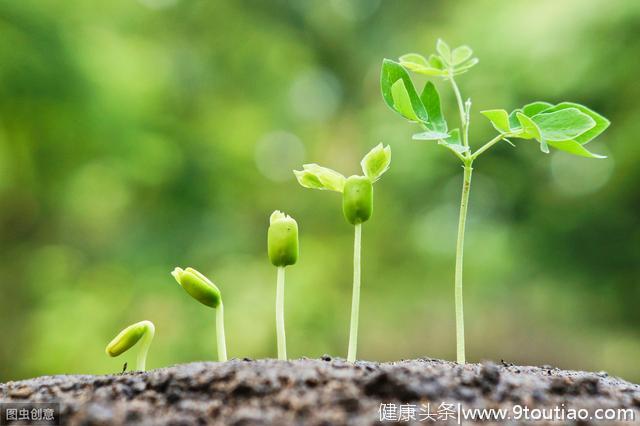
1,357 -> 639,425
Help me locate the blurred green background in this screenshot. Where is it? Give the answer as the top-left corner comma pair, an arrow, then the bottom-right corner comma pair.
1,0 -> 638,383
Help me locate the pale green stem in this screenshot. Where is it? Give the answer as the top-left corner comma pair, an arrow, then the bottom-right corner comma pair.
347,223 -> 362,362
216,303 -> 228,362
455,163 -> 473,364
276,266 -> 287,360
471,133 -> 514,160
449,75 -> 469,150
136,323 -> 155,372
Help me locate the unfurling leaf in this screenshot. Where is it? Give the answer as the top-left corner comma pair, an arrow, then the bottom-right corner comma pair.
172,267 -> 222,308
294,169 -> 324,190
420,82 -> 447,133
294,165 -> 345,192
380,59 -> 429,122
106,321 -> 155,357
302,164 -> 346,192
361,143 -> 391,183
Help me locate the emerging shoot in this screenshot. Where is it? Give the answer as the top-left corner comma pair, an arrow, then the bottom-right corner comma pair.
105,320 -> 155,372
294,144 -> 391,362
171,266 -> 227,362
381,39 -> 610,364
267,210 -> 299,360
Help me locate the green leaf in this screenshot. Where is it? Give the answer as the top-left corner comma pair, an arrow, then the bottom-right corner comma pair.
413,130 -> 450,140
451,45 -> 473,65
532,108 -> 595,141
436,39 -> 451,63
106,321 -> 152,357
399,54 -> 448,76
547,140 -> 606,159
517,112 -> 549,153
294,169 -> 324,190
381,59 -> 429,122
516,113 -> 541,139
508,109 -> 523,130
539,102 -> 610,144
293,164 -> 347,192
361,143 -> 391,183
420,82 -> 447,132
480,109 -> 510,133
398,53 -> 429,67
452,57 -> 479,75
391,80 -> 420,121
522,101 -> 553,117
172,267 -> 222,308
445,128 -> 461,144
429,54 -> 445,70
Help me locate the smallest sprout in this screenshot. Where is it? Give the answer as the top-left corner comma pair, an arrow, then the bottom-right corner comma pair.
105,320 -> 155,372
171,267 -> 227,362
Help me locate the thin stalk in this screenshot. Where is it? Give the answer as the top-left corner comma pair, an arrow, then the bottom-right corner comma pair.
276,266 -> 287,360
347,223 -> 362,362
216,303 -> 228,362
136,324 -> 155,372
449,75 -> 469,150
454,163 -> 473,364
471,133 -> 513,160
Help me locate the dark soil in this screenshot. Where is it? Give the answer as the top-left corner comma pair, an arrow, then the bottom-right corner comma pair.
1,358 -> 639,425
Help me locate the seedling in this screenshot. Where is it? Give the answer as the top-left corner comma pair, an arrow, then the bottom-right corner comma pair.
267,210 -> 299,360
105,320 -> 155,372
294,144 -> 391,362
171,267 -> 228,361
380,39 -> 610,364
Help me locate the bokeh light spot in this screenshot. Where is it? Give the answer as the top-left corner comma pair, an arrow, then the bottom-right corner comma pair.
289,69 -> 342,122
550,146 -> 614,196
255,131 -> 305,182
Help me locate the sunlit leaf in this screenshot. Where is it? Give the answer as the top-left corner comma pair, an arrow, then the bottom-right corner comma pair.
547,140 -> 606,159
361,143 -> 391,182
532,108 -> 595,141
522,101 -> 553,117
517,112 -> 549,153
539,102 -> 610,144
451,45 -> 473,65
302,164 -> 346,192
380,59 -> 429,122
391,80 -> 420,121
480,109 -> 510,133
436,39 -> 451,63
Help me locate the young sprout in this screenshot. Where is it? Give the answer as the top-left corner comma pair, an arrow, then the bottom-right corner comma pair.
294,143 -> 391,362
267,210 -> 299,360
105,320 -> 155,372
171,267 -> 227,362
381,39 -> 610,364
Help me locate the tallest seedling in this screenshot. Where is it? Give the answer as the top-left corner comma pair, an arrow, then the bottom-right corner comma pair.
381,39 -> 610,363
295,144 -> 391,362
